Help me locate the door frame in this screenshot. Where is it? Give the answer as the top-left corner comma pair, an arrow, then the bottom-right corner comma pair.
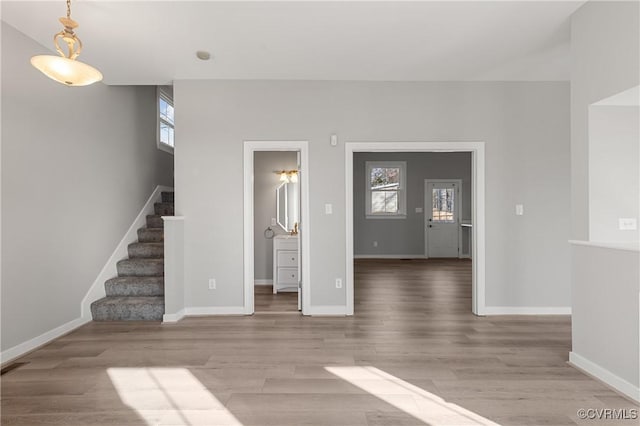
345,141 -> 486,316
243,141 -> 311,315
424,179 -> 463,259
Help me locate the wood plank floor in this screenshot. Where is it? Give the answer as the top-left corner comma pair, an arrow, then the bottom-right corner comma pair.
2,259 -> 637,425
254,285 -> 298,313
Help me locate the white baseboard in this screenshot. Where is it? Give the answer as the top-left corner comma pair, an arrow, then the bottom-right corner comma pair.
569,352 -> 640,403
162,309 -> 186,323
354,254 -> 426,259
483,306 -> 572,315
0,317 -> 90,366
254,279 -> 273,286
81,185 -> 174,320
307,305 -> 348,316
185,306 -> 245,316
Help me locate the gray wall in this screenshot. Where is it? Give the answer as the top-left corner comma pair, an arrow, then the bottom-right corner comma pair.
354,152 -> 471,256
175,80 -> 570,309
570,1 -> 640,240
571,244 -> 639,390
254,151 -> 297,281
589,106 -> 639,242
569,1 -> 640,399
1,23 -> 174,351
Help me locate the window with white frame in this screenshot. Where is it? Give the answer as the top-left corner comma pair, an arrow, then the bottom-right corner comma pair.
157,86 -> 174,153
365,161 -> 407,218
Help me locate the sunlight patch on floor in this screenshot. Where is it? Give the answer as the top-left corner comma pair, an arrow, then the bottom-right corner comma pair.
107,368 -> 243,426
325,366 -> 500,426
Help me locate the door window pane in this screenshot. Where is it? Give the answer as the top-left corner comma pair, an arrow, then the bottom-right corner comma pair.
432,188 -> 455,222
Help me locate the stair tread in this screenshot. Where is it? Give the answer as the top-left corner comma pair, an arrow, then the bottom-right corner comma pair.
117,258 -> 164,264
92,296 -> 164,306
106,276 -> 164,284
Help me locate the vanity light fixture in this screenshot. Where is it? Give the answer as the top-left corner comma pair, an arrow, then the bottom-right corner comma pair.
30,0 -> 103,86
275,170 -> 298,183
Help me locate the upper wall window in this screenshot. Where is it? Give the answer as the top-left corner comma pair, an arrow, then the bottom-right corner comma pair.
157,86 -> 174,154
365,161 -> 407,219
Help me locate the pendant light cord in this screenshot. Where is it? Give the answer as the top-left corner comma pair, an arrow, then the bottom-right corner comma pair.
66,0 -> 71,19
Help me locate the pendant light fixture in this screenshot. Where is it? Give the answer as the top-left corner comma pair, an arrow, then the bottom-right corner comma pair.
30,0 -> 103,86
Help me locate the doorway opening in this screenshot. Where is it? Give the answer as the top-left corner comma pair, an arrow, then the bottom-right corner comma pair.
243,141 -> 311,315
345,142 -> 485,316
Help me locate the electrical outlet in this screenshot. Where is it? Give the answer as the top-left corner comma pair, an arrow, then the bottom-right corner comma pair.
335,278 -> 343,289
619,218 -> 637,230
208,278 -> 216,290
271,218 -> 277,226
373,241 -> 378,247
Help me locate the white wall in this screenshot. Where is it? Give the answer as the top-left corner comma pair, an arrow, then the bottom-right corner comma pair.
175,80 -> 570,310
253,151 -> 297,280
589,106 -> 639,242
570,1 -> 640,240
1,23 -> 174,352
353,152 -> 471,256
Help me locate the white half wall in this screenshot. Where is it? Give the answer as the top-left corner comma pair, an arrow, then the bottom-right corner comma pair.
1,23 -> 174,354
174,80 -> 570,310
570,242 -> 640,402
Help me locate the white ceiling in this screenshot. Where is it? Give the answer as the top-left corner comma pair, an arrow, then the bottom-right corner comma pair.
1,1 -> 586,85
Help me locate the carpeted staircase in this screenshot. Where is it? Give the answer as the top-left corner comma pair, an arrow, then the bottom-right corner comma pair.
90,191 -> 174,321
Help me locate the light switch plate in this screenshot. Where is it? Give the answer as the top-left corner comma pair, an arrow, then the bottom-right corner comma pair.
325,203 -> 333,214
515,204 -> 524,216
271,218 -> 277,226
415,207 -> 423,213
619,218 -> 637,230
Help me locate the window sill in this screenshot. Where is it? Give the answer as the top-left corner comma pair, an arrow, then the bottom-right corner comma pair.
365,215 -> 407,220
157,143 -> 174,155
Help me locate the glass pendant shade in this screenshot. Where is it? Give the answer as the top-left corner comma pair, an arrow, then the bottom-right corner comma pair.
31,0 -> 102,87
31,55 -> 102,86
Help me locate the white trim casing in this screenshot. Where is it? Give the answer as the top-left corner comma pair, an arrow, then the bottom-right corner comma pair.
365,160 -> 407,219
0,317 -> 91,366
243,141 -> 311,315
346,142 -> 486,317
569,352 -> 640,403
163,306 -> 246,323
157,86 -> 175,154
162,309 -> 186,323
81,185 -> 174,320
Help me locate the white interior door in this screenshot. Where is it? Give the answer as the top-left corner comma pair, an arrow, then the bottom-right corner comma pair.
426,180 -> 460,258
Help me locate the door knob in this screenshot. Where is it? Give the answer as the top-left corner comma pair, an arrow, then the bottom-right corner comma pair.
428,225 -> 432,228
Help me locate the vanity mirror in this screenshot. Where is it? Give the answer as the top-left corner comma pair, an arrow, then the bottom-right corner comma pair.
276,180 -> 299,233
